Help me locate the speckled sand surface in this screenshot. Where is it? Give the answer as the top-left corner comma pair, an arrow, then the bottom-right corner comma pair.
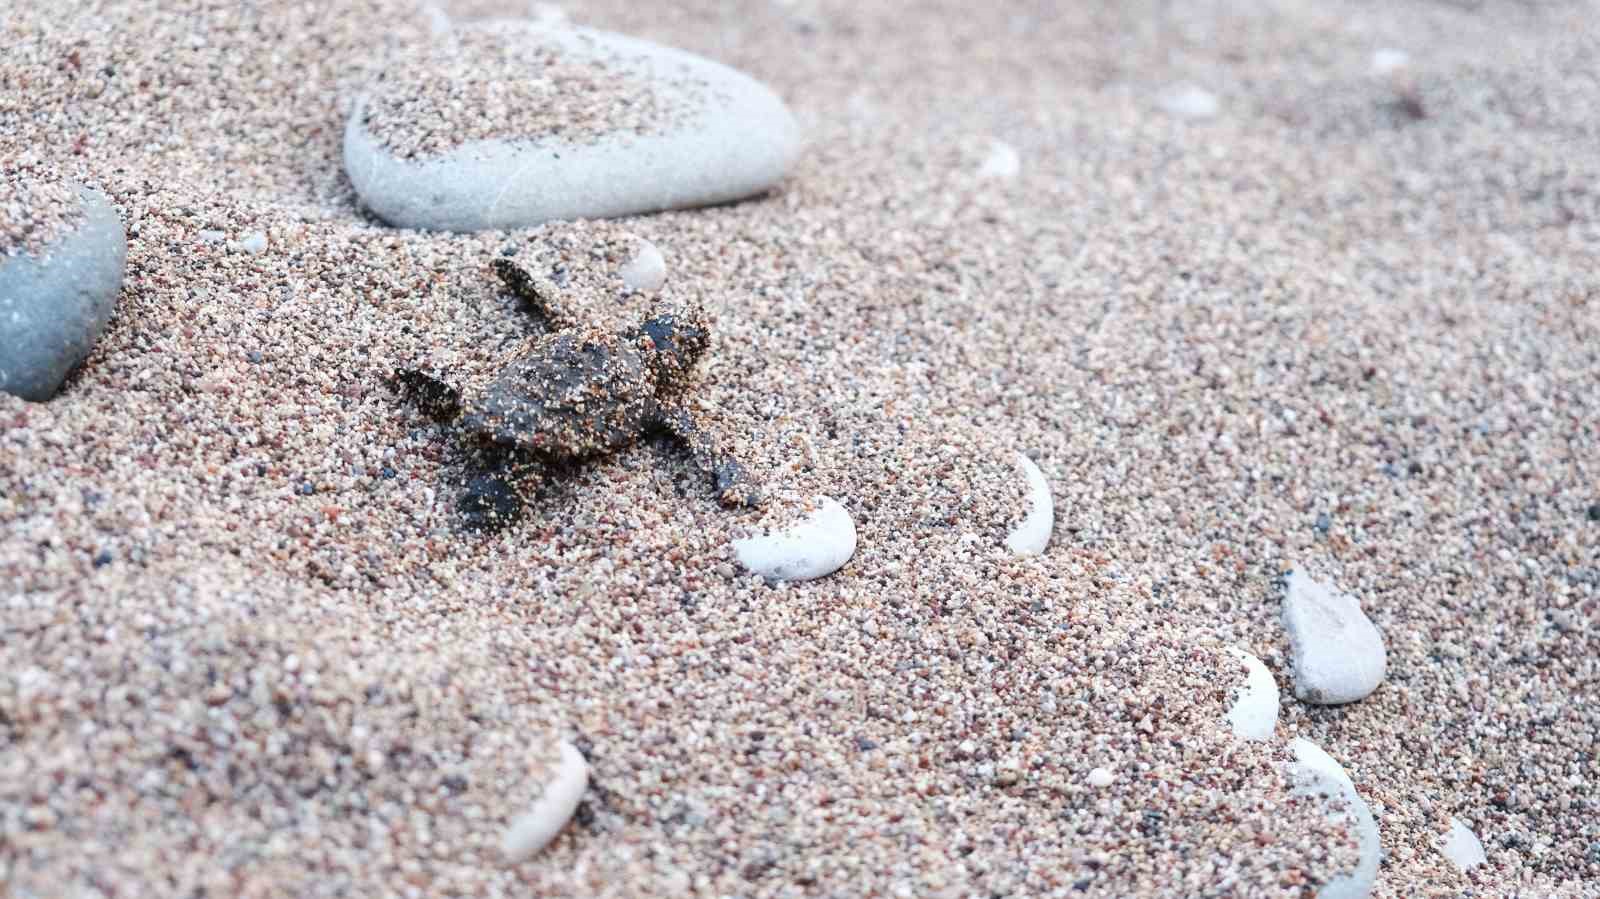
2,1 -> 1597,896
1,175 -> 84,259
360,24 -> 698,160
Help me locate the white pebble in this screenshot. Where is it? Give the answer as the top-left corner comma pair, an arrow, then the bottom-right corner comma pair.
501,741 -> 589,863
198,229 -> 226,244
1437,817 -> 1487,872
1004,453 -> 1054,556
235,231 -> 268,254
976,139 -> 1020,180
1281,569 -> 1387,704
1086,767 -> 1115,788
1288,738 -> 1380,899
618,238 -> 666,292
1370,48 -> 1410,77
1159,82 -> 1219,120
1223,646 -> 1279,741
529,2 -> 568,25
732,496 -> 856,581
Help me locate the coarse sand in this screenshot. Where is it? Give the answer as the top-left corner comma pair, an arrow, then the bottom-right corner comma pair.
0,174 -> 85,260
2,1 -> 1597,897
360,23 -> 700,161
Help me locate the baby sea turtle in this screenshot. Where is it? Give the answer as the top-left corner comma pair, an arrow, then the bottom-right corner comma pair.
396,257 -> 763,531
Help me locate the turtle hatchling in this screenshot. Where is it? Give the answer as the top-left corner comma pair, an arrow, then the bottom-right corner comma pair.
396,257 -> 763,532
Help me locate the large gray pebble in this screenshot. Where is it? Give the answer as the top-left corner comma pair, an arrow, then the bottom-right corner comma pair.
344,24 -> 801,232
0,187 -> 126,401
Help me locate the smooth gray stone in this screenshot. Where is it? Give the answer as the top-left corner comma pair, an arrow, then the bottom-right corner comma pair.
343,25 -> 801,233
0,187 -> 127,401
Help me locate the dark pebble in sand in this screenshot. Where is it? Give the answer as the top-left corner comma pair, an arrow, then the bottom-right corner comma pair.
1314,512 -> 1332,534
92,550 -> 112,567
1587,503 -> 1600,522
380,466 -> 397,479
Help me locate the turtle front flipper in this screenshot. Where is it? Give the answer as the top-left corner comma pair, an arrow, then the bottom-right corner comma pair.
459,455 -> 543,533
491,258 -> 575,330
651,403 -> 763,509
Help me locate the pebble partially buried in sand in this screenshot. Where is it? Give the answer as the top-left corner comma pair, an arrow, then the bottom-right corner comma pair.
396,257 -> 763,531
0,180 -> 126,401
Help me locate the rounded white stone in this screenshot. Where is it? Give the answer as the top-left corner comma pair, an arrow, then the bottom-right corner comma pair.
0,186 -> 127,402
529,2 -> 568,25
1370,48 -> 1410,77
1159,82 -> 1219,120
501,740 -> 589,862
1438,817 -> 1487,872
235,231 -> 269,255
1281,569 -> 1387,705
1004,453 -> 1053,556
733,496 -> 856,581
1086,766 -> 1115,788
977,139 -> 1020,180
344,24 -> 802,232
1223,646 -> 1279,741
1288,738 -> 1380,899
618,238 -> 666,292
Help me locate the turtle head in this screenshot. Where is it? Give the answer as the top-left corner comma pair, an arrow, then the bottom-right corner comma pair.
639,306 -> 709,393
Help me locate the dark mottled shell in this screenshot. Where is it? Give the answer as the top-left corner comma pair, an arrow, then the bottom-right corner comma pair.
461,330 -> 659,458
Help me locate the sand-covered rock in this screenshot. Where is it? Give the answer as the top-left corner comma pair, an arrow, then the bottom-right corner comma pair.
0,182 -> 125,401
345,21 -> 801,231
502,741 -> 590,862
1289,738 -> 1382,899
1224,646 -> 1280,741
1282,569 -> 1387,705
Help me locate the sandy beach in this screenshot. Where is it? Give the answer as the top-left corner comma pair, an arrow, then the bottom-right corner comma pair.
2,1 -> 1597,896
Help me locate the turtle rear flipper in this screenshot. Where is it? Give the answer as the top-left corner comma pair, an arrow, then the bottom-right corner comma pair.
652,403 -> 763,509
459,474 -> 523,532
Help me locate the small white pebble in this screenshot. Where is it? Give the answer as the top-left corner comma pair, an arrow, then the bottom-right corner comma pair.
529,1 -> 567,24
994,758 -> 1022,786
1159,83 -> 1219,120
1281,568 -> 1387,705
1223,646 -> 1280,741
198,229 -> 226,244
1438,817 -> 1487,872
977,139 -> 1020,180
1005,453 -> 1054,556
1087,767 -> 1115,788
235,231 -> 268,254
618,238 -> 667,292
1370,48 -> 1410,77
501,741 -> 589,863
